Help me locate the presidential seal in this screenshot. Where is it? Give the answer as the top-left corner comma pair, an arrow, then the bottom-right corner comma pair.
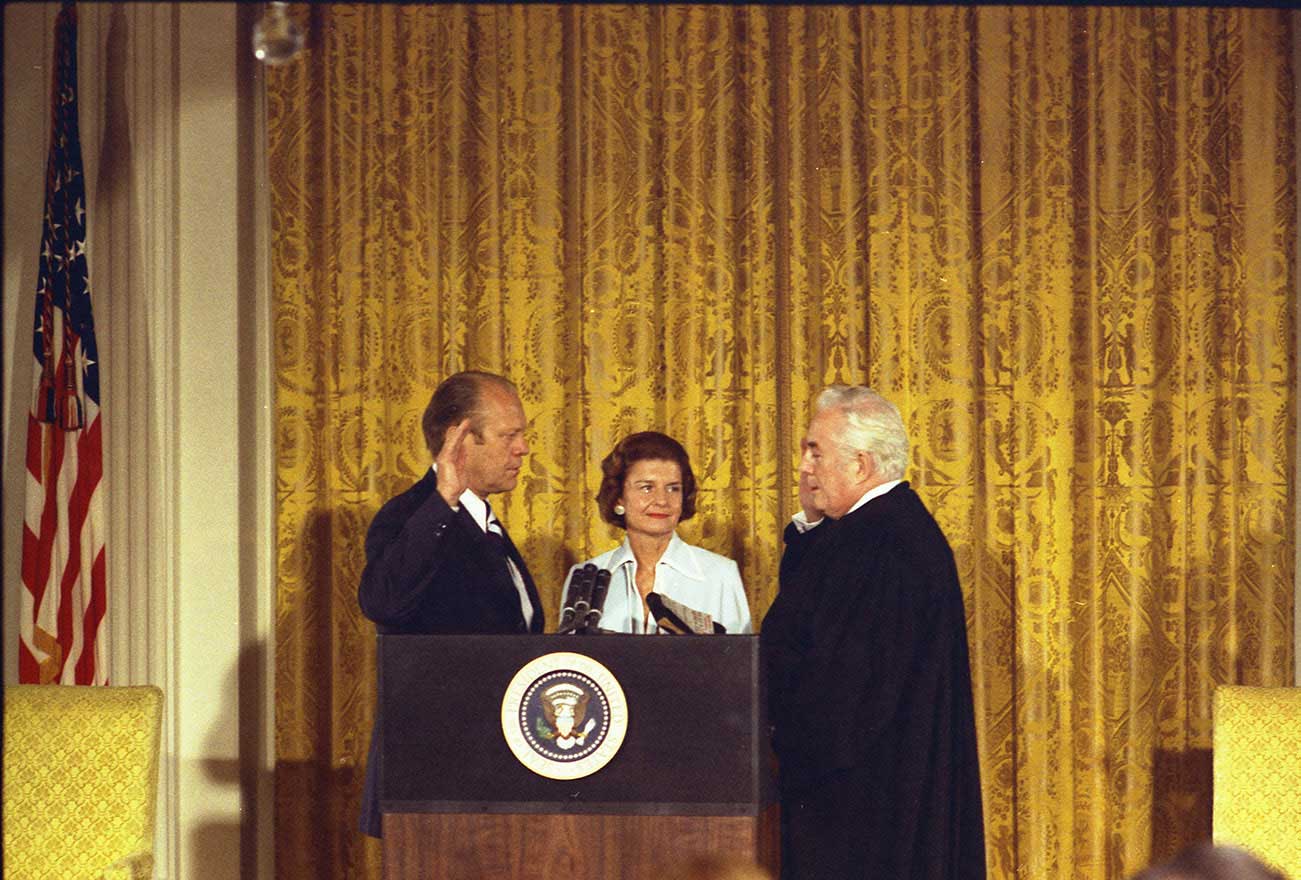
501,652 -> 628,780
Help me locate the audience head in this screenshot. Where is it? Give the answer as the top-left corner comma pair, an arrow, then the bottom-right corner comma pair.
1129,842 -> 1287,880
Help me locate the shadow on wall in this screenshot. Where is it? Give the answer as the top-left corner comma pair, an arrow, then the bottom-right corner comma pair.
198,637 -> 376,879
1150,746 -> 1213,864
275,757 -> 377,878
274,506 -> 383,879
194,640 -> 263,878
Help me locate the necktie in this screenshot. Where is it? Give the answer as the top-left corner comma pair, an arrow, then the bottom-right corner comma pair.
486,504 -> 535,629
484,505 -> 509,563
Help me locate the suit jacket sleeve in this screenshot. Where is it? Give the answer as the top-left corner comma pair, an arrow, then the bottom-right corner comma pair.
357,479 -> 461,628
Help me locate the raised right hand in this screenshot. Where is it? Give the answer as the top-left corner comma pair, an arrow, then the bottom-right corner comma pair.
798,470 -> 824,523
435,418 -> 474,507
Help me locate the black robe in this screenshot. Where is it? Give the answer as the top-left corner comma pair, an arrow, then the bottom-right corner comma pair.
761,482 -> 986,880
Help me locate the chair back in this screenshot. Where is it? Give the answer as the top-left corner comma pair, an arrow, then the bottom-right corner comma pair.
1213,685 -> 1301,879
3,684 -> 164,880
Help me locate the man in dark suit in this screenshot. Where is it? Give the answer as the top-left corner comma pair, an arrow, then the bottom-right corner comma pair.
357,370 -> 545,838
761,385 -> 986,880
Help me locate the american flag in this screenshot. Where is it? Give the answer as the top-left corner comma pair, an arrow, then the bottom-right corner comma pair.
21,3 -> 108,685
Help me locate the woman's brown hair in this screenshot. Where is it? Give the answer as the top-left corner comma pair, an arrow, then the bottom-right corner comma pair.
595,431 -> 697,528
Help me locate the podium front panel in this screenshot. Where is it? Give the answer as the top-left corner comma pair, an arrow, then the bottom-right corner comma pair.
379,633 -> 775,815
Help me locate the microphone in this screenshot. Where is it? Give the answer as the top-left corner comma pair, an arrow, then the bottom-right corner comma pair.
580,568 -> 612,634
571,566 -> 595,623
557,564 -> 595,633
558,564 -> 599,635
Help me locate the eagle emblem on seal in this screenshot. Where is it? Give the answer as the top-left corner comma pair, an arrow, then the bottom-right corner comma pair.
537,682 -> 598,749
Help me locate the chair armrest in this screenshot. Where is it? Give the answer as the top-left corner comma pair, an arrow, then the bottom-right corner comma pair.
100,850 -> 154,880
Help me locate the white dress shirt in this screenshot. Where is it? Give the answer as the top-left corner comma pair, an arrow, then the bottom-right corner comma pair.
566,532 -> 751,634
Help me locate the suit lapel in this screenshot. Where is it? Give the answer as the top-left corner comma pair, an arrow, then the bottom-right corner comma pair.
497,525 -> 544,633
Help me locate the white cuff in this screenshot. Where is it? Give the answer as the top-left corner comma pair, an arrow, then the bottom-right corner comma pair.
791,510 -> 824,533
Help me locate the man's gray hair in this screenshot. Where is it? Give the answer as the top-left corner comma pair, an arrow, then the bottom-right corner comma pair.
815,385 -> 909,480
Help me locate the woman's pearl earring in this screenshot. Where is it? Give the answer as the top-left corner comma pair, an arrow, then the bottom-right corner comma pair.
613,503 -> 626,516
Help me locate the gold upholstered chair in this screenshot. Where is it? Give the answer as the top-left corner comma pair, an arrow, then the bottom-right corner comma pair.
3,684 -> 164,880
1212,685 -> 1301,880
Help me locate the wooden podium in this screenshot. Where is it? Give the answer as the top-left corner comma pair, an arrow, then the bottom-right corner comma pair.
378,634 -> 779,879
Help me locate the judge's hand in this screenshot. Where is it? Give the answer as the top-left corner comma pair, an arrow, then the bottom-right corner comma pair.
798,471 -> 824,523
436,418 -> 475,508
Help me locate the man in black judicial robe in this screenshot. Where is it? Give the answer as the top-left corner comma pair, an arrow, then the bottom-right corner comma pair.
357,371 -> 545,838
761,384 -> 985,880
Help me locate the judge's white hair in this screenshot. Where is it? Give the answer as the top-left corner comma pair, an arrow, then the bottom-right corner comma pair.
815,385 -> 909,480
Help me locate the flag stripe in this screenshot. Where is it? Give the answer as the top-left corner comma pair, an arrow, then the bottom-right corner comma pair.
56,450 -> 87,680
57,414 -> 101,683
75,547 -> 108,683
25,406 -> 44,477
23,416 -> 67,614
19,643 -> 40,683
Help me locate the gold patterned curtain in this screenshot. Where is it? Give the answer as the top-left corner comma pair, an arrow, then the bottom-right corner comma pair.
268,7 -> 1295,879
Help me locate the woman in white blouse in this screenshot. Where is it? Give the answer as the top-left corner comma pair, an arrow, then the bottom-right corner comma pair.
564,432 -> 751,634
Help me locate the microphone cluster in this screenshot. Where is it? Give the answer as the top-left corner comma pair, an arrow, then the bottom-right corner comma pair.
557,564 -> 612,635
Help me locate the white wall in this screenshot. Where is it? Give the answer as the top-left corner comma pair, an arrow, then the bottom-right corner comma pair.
2,4 -> 274,878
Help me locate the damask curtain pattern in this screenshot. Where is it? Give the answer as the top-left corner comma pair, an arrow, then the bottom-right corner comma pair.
268,6 -> 1295,879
